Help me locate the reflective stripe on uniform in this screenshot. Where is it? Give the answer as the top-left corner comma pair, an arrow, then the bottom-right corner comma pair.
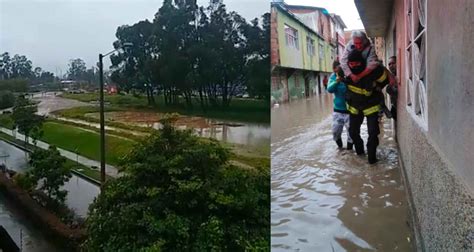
346,104 -> 381,116
347,85 -> 372,96
376,70 -> 388,83
363,105 -> 381,115
346,103 -> 359,114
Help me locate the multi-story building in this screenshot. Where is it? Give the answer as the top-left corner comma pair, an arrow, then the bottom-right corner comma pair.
271,1 -> 344,104
330,14 -> 347,60
354,0 -> 474,251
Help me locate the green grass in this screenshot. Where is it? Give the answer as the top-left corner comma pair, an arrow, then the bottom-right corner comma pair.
0,114 -> 14,129
60,93 -> 270,123
41,122 -> 136,166
0,131 -> 103,182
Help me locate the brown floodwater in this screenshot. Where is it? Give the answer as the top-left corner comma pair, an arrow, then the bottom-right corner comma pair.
85,111 -> 271,148
271,94 -> 415,251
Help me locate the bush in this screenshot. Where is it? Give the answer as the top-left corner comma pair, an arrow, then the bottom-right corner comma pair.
0,79 -> 28,92
0,91 -> 15,109
85,118 -> 269,251
13,173 -> 36,192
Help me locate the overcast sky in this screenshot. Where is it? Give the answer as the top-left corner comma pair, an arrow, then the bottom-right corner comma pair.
0,0 -> 269,76
285,0 -> 364,31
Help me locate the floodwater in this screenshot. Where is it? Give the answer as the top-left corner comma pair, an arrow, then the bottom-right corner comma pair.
0,194 -> 61,251
0,140 -> 99,217
85,111 -> 271,148
32,92 -> 91,116
0,141 -> 63,251
32,92 -> 270,148
271,94 -> 415,251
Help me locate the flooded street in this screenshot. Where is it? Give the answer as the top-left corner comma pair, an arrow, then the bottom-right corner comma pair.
0,194 -> 61,251
0,140 -> 99,217
271,94 -> 414,251
32,92 -> 91,116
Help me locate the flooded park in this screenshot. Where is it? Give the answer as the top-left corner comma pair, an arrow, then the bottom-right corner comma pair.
34,93 -> 271,148
271,94 -> 415,251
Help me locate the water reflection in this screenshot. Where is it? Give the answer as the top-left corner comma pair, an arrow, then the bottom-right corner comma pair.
85,111 -> 271,147
271,94 -> 414,251
0,140 -> 98,218
0,194 -> 61,251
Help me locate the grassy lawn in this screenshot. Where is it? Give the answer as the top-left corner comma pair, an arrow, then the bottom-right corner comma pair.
60,93 -> 270,123
2,113 -> 270,171
41,122 -> 136,166
0,114 -> 14,129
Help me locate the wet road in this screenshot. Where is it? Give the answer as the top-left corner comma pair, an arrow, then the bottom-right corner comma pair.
271,94 -> 414,251
0,140 -> 99,217
0,127 -> 119,177
1,194 -> 61,251
32,92 -> 91,116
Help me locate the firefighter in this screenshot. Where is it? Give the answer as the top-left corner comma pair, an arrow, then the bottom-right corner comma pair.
344,49 -> 391,164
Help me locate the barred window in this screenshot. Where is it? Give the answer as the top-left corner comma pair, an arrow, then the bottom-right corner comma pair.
405,0 -> 427,129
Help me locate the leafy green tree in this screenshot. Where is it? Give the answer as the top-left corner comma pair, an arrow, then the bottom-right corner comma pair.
67,58 -> 87,81
28,146 -> 71,205
244,13 -> 270,100
8,54 -> 33,79
85,118 -> 269,251
111,20 -> 156,104
11,95 -> 44,144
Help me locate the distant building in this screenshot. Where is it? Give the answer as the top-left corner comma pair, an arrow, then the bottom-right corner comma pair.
354,0 -> 474,250
271,1 -> 345,104
330,14 -> 347,60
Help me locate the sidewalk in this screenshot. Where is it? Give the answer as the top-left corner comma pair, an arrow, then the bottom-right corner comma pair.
0,127 -> 118,178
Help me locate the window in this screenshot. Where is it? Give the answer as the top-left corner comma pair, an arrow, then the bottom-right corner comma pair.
306,37 -> 315,56
330,48 -> 335,61
319,43 -> 324,60
405,0 -> 427,129
285,24 -> 299,49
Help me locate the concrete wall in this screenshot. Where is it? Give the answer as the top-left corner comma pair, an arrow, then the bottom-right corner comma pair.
288,71 -> 305,100
389,0 -> 474,250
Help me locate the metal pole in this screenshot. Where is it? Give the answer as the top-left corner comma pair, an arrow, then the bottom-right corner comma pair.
99,54 -> 106,186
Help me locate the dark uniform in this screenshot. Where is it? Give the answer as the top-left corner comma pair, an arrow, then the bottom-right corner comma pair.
344,65 -> 390,164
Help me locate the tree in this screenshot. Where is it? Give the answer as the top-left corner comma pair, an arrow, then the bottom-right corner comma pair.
11,95 -> 44,144
28,146 -> 71,205
244,13 -> 270,100
67,58 -> 87,81
85,117 -> 269,251
10,54 -> 33,79
0,91 -> 15,109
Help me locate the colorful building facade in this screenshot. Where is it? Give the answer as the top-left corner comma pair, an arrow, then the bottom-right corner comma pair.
271,1 -> 343,104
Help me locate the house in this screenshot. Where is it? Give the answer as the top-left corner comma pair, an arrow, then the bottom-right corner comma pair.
354,0 -> 474,250
271,1 -> 344,104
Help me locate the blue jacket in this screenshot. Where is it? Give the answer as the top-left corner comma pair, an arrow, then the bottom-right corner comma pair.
327,73 -> 348,113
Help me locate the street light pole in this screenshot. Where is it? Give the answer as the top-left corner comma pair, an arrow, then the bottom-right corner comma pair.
99,53 -> 106,186
98,42 -> 133,188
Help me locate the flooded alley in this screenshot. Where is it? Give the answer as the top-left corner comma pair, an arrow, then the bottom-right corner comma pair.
271,94 -> 414,251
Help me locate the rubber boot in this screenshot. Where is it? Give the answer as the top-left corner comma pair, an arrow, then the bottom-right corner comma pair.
336,139 -> 343,148
347,142 -> 353,150
368,146 -> 378,164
